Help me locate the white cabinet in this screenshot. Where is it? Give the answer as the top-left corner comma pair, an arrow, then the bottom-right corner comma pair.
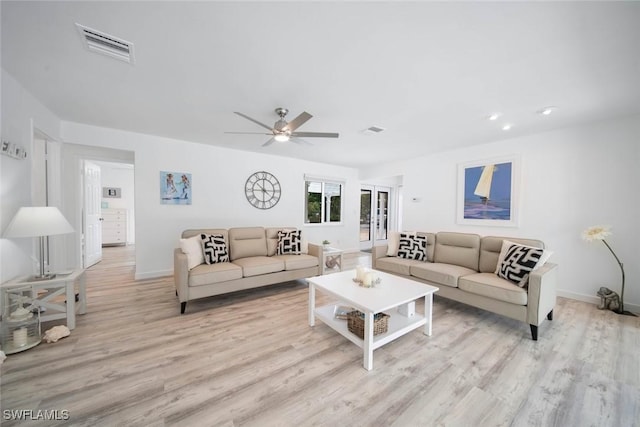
101,208 -> 127,246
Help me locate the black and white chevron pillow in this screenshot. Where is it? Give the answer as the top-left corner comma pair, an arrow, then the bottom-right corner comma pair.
201,234 -> 229,264
397,233 -> 427,261
277,230 -> 301,255
497,244 -> 544,287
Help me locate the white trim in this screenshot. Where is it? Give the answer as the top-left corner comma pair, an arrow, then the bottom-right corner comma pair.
303,174 -> 345,185
557,289 -> 640,314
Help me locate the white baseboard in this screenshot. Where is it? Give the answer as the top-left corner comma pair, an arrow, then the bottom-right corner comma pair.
557,289 -> 640,314
135,269 -> 172,281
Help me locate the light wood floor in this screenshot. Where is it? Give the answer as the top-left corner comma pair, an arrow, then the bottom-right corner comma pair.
1,246 -> 639,426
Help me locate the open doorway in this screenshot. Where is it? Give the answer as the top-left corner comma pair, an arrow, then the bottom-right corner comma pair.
59,143 -> 134,271
83,160 -> 135,268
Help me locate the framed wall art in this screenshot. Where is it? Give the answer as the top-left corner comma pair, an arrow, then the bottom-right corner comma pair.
160,171 -> 192,205
102,187 -> 121,198
457,156 -> 520,227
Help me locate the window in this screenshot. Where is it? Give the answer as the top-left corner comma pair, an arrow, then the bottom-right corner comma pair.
305,178 -> 343,224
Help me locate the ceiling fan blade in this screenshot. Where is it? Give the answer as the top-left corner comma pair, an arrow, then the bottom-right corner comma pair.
224,131 -> 272,135
292,131 -> 339,138
234,112 -> 274,131
285,111 -> 313,132
291,137 -> 313,146
262,137 -> 276,147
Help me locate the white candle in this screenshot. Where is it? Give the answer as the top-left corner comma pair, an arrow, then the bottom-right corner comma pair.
13,327 -> 28,347
363,272 -> 373,287
356,265 -> 364,282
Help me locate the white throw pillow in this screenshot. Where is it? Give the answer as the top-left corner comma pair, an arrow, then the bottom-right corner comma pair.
180,235 -> 205,270
387,231 -> 416,256
495,239 -> 552,274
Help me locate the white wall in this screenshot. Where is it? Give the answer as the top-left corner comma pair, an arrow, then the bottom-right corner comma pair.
0,68 -> 62,283
61,122 -> 361,279
361,114 -> 640,311
95,161 -> 136,244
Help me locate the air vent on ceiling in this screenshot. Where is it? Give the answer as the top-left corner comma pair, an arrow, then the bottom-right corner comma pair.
76,23 -> 135,64
363,126 -> 386,135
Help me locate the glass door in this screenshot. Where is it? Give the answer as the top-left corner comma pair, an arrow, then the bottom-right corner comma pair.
360,185 -> 391,250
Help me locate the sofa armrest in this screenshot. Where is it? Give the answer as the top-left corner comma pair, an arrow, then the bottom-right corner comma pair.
174,248 -> 189,303
372,245 -> 389,270
526,262 -> 558,326
307,243 -> 322,275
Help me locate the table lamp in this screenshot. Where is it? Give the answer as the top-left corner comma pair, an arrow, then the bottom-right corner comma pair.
3,206 -> 75,280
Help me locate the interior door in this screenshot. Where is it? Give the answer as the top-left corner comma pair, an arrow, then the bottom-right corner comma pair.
84,161 -> 102,267
360,185 -> 391,250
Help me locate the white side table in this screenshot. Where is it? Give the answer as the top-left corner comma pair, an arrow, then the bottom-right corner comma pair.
1,269 -> 87,330
322,247 -> 344,274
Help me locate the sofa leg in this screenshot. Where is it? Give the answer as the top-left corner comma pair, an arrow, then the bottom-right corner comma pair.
180,302 -> 187,314
547,310 -> 553,321
530,324 -> 538,341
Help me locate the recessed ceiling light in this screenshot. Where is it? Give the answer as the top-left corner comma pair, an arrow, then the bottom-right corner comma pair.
488,113 -> 501,121
538,106 -> 558,116
502,124 -> 512,131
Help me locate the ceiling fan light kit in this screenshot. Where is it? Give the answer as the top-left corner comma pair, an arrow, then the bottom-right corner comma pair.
227,108 -> 339,147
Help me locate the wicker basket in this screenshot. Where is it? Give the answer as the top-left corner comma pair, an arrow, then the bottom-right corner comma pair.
347,310 -> 389,339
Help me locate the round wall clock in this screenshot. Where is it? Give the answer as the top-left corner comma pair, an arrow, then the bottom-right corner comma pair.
245,171 -> 281,209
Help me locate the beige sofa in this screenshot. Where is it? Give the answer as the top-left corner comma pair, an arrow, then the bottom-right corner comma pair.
174,227 -> 321,314
372,232 -> 558,340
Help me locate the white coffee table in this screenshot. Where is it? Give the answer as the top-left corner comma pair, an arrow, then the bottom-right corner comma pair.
308,269 -> 439,370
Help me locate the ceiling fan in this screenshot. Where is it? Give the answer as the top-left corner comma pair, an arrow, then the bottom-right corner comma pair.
226,108 -> 339,146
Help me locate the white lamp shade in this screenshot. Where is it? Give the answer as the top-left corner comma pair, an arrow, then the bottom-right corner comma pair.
3,207 -> 75,238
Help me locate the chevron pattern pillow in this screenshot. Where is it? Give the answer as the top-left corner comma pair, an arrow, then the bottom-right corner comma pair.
201,233 -> 229,264
397,233 -> 427,261
277,230 -> 301,255
497,244 -> 544,287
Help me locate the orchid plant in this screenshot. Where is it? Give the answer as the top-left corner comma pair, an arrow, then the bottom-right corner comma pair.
582,225 -> 626,314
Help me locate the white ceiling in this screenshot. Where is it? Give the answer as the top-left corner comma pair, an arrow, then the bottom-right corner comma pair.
2,1 -> 639,168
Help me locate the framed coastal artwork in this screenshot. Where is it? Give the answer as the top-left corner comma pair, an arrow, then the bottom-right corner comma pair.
160,171 -> 192,205
457,156 -> 520,227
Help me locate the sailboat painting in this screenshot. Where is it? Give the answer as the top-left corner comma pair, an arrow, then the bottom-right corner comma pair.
458,158 -> 519,226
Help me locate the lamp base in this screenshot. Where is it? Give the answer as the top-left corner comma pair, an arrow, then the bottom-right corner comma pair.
30,273 -> 57,281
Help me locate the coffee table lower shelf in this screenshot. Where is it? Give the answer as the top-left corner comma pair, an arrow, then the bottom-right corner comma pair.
314,304 -> 427,351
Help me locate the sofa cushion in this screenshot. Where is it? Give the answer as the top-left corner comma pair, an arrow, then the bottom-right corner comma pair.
494,240 -> 552,275
188,262 -> 243,286
459,273 -> 528,305
387,231 -> 414,256
266,227 -> 309,255
398,234 -> 427,261
273,254 -> 319,271
232,256 -> 284,277
434,232 -> 480,271
479,236 -> 545,273
180,235 -> 204,270
376,256 -> 426,276
410,262 -> 476,288
497,243 -> 546,287
277,230 -> 301,255
228,227 -> 268,261
201,234 -> 230,264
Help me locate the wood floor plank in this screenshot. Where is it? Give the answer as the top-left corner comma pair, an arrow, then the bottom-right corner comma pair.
1,245 -> 638,426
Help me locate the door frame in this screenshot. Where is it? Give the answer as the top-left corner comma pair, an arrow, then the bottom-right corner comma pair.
359,185 -> 393,251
